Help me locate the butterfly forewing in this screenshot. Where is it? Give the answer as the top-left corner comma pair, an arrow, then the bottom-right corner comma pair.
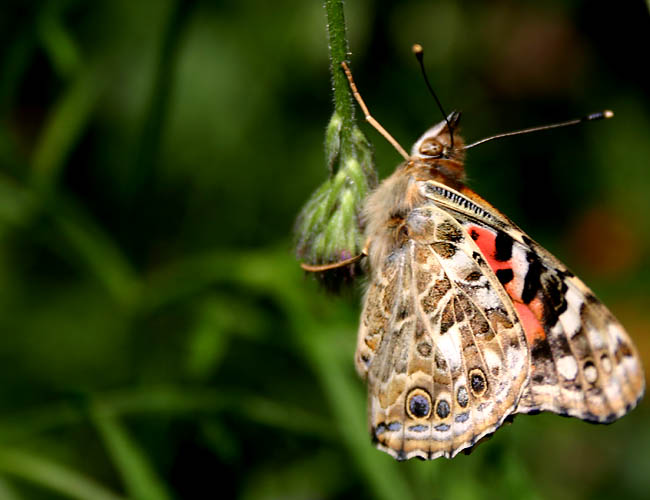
420,180 -> 645,423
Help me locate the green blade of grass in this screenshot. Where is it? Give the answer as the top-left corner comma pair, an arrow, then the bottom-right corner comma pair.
0,174 -> 139,308
0,386 -> 330,445
37,6 -> 81,78
0,448 -> 124,500
51,196 -> 140,308
90,402 -> 172,500
30,65 -> 102,191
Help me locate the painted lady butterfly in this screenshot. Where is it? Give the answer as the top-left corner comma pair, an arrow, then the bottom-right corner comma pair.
338,53 -> 645,461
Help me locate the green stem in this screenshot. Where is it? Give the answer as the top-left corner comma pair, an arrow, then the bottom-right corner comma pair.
296,1 -> 375,268
324,0 -> 355,129
130,0 -> 193,199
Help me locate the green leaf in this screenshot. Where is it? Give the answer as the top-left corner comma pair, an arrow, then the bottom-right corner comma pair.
90,403 -> 172,500
31,67 -> 102,190
0,448 -> 124,500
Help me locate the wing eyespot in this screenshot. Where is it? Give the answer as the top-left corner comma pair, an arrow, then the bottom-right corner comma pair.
406,388 -> 433,419
435,399 -> 451,419
457,385 -> 470,408
469,368 -> 488,396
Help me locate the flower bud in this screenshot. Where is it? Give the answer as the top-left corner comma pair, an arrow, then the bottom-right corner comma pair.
294,112 -> 377,289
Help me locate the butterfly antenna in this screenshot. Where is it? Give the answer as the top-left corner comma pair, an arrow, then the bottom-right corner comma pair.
464,110 -> 614,150
340,62 -> 410,160
412,44 -> 454,149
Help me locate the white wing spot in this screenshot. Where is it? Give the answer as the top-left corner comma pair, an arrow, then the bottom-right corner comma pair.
587,326 -> 606,350
557,355 -> 578,381
561,287 -> 584,337
549,321 -> 564,338
607,322 -> 626,344
508,245 -> 528,298
584,363 -> 598,384
483,348 -> 501,374
472,286 -> 500,310
448,250 -> 476,278
623,356 -> 640,376
437,325 -> 462,371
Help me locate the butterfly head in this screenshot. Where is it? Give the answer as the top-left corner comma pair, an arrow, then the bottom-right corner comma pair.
411,111 -> 464,160
410,111 -> 466,183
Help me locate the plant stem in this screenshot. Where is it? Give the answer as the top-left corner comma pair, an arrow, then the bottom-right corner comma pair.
324,0 -> 355,128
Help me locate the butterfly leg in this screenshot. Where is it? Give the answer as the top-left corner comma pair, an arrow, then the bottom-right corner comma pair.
340,62 -> 410,160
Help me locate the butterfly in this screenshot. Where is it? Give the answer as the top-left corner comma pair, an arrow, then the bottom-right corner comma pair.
329,54 -> 645,461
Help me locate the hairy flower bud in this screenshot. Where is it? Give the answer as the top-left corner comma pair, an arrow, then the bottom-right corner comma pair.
294,112 -> 377,288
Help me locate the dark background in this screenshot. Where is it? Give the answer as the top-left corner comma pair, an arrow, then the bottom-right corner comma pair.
0,0 -> 649,498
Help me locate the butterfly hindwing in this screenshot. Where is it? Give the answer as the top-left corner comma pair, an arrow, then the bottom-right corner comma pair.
356,204 -> 529,459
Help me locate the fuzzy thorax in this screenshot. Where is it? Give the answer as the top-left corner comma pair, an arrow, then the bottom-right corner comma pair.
364,157 -> 464,274
363,113 -> 467,275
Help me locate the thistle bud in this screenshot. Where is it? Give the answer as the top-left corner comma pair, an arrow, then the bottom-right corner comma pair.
294,111 -> 377,288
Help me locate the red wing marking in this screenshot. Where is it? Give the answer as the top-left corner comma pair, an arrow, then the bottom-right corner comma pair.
514,300 -> 547,345
467,225 -> 510,272
467,224 -> 546,344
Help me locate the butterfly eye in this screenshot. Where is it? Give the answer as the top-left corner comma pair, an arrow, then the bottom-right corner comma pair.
406,388 -> 432,419
419,139 -> 443,157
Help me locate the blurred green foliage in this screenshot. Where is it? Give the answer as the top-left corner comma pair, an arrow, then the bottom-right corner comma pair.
0,0 -> 649,498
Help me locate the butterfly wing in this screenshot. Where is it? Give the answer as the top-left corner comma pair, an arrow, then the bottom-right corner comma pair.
356,204 -> 529,460
420,180 -> 645,423
470,224 -> 644,421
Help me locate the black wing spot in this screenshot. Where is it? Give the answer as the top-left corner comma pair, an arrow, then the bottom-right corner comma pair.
494,231 -> 513,261
496,268 -> 514,285
558,268 -> 575,278
472,252 -> 486,266
522,235 -> 534,247
521,251 -> 543,304
531,339 -> 553,363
